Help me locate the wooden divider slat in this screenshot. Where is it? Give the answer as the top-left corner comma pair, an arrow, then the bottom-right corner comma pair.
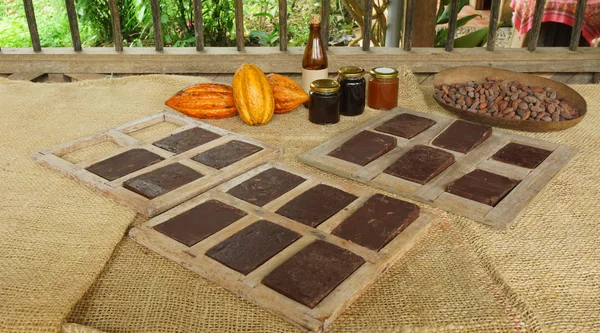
23,0 -> 41,52
65,0 -> 82,51
527,0 -> 547,51
234,0 -> 245,51
107,0 -> 123,51
279,0 -> 288,51
150,0 -> 164,51
402,0 -> 416,51
445,0 -> 460,51
362,0 -> 373,51
486,0 -> 501,51
193,0 -> 204,51
569,0 -> 588,51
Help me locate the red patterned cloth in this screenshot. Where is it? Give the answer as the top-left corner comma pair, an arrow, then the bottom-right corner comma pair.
511,0 -> 600,46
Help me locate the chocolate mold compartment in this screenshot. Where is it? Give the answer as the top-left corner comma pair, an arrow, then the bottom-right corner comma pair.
153,127 -> 222,154
445,169 -> 520,206
86,148 -> 165,181
227,167 -> 307,207
491,142 -> 553,169
328,130 -> 397,166
154,199 -> 247,247
206,220 -> 301,275
374,113 -> 436,139
384,145 -> 456,185
123,162 -> 203,199
275,184 -> 358,228
262,240 -> 365,308
431,120 -> 492,153
192,140 -> 263,170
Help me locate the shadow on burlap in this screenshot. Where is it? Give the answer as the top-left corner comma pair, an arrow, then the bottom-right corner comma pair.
0,71 -> 598,333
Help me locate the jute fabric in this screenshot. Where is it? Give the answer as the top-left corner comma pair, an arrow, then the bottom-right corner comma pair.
0,73 -> 598,333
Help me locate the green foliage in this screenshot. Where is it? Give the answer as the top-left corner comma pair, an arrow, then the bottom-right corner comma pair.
434,0 -> 488,48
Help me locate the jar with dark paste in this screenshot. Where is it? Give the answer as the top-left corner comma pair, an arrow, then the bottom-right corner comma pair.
309,79 -> 340,125
367,67 -> 399,110
337,66 -> 366,116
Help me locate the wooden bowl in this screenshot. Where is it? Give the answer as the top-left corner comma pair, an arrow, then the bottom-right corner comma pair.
433,66 -> 587,132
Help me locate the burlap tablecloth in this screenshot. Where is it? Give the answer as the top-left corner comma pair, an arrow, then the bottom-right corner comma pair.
1,72 -> 598,333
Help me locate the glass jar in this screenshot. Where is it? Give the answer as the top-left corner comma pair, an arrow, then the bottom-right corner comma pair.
309,79 -> 340,125
337,66 -> 366,116
367,67 -> 399,110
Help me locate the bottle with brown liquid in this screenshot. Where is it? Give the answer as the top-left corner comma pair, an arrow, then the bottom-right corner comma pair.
301,14 -> 329,93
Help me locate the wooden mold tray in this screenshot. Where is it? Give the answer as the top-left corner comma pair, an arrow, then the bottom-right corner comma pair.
299,107 -> 577,229
129,162 -> 437,332
31,112 -> 281,217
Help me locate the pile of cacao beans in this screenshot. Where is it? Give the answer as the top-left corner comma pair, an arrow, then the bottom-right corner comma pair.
434,76 -> 580,122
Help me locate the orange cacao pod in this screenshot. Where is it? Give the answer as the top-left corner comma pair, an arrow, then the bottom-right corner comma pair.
266,73 -> 309,114
165,83 -> 237,119
232,63 -> 275,126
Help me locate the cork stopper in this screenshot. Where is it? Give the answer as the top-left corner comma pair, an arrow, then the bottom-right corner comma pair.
311,14 -> 320,25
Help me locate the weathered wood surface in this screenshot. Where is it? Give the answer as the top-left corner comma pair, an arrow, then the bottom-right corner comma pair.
64,0 -> 82,51
234,0 -> 245,51
487,0 -> 501,51
279,0 -> 288,51
402,0 -> 416,51
23,0 -> 41,52
2,47 -> 599,74
107,0 -> 123,51
445,0 -> 460,51
527,0 -> 547,51
129,162 -> 438,332
411,0 -> 437,47
362,0 -> 373,51
31,112 -> 281,217
193,0 -> 204,51
569,0 -> 588,51
150,0 -> 164,51
321,0 -> 330,51
299,107 -> 577,229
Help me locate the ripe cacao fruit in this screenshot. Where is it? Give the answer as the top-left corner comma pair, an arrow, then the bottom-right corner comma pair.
165,83 -> 237,119
266,73 -> 309,114
233,63 -> 275,126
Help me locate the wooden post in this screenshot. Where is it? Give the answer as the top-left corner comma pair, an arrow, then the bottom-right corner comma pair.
569,0 -> 587,51
321,0 -> 330,50
234,0 -> 245,51
402,0 -> 415,51
486,0 -> 501,51
193,0 -> 204,51
150,0 -> 164,51
107,0 -> 123,51
279,0 -> 288,51
527,0 -> 546,51
411,0 -> 437,47
445,0 -> 460,51
363,0 -> 373,51
64,0 -> 82,51
23,0 -> 41,52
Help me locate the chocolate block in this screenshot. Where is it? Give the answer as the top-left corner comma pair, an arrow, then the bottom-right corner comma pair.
262,240 -> 364,308
206,220 -> 301,275
86,148 -> 164,181
375,113 -> 437,139
491,143 -> 553,169
153,127 -> 221,154
123,163 -> 202,199
432,120 -> 492,153
332,194 -> 420,251
384,145 -> 456,185
446,169 -> 520,206
328,131 -> 397,166
227,168 -> 306,207
275,184 -> 358,227
192,140 -> 263,170
154,200 -> 246,247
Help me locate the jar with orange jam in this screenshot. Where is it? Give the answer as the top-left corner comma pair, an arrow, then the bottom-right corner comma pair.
367,67 -> 399,110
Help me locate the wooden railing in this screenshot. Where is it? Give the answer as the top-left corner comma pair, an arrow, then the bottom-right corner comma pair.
0,0 -> 598,74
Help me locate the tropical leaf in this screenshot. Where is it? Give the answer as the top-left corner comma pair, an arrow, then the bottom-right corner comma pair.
437,0 -> 470,24
453,27 -> 489,47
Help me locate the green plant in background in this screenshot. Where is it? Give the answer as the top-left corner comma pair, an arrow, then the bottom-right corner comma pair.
434,0 -> 489,48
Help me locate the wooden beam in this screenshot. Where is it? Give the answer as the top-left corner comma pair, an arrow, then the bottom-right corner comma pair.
23,0 -> 41,52
321,0 -> 330,51
569,0 -> 587,51
362,0 -> 372,51
1,47 -> 599,74
279,0 -> 287,51
234,0 -> 245,51
193,0 -> 204,51
402,0 -> 416,51
150,0 -> 164,51
445,0 -> 460,51
107,0 -> 123,51
527,0 -> 546,51
65,0 -> 82,51
411,0 -> 437,47
486,0 -> 501,51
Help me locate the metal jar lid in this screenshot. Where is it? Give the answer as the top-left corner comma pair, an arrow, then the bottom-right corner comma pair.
338,66 -> 365,78
370,67 -> 399,79
310,79 -> 340,93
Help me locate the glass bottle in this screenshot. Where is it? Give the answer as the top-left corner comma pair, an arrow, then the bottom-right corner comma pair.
309,79 -> 340,125
337,66 -> 366,116
367,67 -> 399,110
301,14 -> 329,93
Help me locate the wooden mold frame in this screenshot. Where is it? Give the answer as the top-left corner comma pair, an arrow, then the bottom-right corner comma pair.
31,112 -> 281,217
299,107 -> 577,229
129,162 -> 438,332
